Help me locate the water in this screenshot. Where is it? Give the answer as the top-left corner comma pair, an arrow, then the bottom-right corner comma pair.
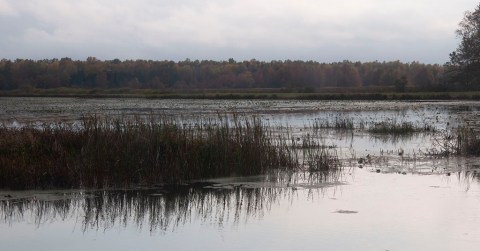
1,171 -> 479,250
1,98 -> 480,250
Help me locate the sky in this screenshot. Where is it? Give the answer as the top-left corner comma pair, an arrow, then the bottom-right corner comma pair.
0,0 -> 478,64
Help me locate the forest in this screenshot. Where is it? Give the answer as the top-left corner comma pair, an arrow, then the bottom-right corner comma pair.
0,58 -> 451,92
2,4 -> 480,93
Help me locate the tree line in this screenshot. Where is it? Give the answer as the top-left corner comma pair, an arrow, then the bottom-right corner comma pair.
0,57 -> 451,92
2,3 -> 480,93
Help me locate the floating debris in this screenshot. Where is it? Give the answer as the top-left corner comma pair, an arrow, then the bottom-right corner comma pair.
333,210 -> 359,214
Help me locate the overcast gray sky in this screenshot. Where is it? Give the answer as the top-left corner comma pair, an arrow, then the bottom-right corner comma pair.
0,0 -> 478,63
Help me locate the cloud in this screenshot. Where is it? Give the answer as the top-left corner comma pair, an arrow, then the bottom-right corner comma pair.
0,0 -> 17,16
0,0 -> 477,63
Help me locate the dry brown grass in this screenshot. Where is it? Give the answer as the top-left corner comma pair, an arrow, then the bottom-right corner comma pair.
0,114 -> 338,189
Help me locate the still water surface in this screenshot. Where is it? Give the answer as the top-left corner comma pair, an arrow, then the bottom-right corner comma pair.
1,170 -> 479,251
1,98 -> 480,250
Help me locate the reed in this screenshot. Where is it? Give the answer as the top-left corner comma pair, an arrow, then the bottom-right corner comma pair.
434,125 -> 480,156
367,119 -> 433,134
456,127 -> 480,155
0,114 -> 340,190
312,116 -> 355,130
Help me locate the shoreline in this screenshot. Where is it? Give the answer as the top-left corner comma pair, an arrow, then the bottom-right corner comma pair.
2,89 -> 480,101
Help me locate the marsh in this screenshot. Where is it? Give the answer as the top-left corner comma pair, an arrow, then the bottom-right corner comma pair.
1,98 -> 480,250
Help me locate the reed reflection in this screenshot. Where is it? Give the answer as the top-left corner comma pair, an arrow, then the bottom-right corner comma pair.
1,174 -> 342,233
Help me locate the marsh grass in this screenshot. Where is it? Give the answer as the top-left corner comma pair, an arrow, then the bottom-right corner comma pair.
456,127 -> 480,156
0,115 -> 297,189
299,137 -> 341,173
312,117 -> 354,130
312,116 -> 435,135
367,119 -> 434,134
434,125 -> 480,156
0,114 -> 341,190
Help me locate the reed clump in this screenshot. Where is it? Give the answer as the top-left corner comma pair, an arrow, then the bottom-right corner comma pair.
456,127 -> 480,155
434,125 -> 480,156
300,138 -> 341,173
0,115 -> 302,189
367,119 -> 433,134
313,117 -> 354,130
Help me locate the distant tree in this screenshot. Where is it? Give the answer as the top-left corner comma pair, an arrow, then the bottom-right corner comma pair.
394,76 -> 408,92
0,60 -> 14,90
413,68 -> 434,90
446,3 -> 480,89
337,61 -> 362,87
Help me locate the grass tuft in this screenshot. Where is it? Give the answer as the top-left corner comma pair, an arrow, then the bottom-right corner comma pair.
367,119 -> 434,134
434,125 -> 480,156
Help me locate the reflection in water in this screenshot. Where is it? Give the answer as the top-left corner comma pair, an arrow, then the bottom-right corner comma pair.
2,165 -> 478,234
455,168 -> 480,191
1,177 -> 340,233
2,100 -> 480,250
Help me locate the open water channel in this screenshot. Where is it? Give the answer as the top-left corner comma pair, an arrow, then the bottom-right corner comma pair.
1,98 -> 480,250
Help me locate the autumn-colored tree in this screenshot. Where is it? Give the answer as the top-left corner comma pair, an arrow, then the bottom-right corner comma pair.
0,58 -> 446,91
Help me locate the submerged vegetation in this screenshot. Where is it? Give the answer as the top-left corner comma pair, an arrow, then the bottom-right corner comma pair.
0,114 -> 341,190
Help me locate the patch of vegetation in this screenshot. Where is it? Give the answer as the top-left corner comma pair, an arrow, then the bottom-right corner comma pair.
434,125 -> 480,156
300,137 -> 341,173
368,120 -> 434,134
0,115 -> 341,190
3,87 -> 480,101
313,117 -> 354,130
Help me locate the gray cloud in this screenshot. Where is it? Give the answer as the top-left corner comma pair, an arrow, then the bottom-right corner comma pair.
0,0 -> 477,63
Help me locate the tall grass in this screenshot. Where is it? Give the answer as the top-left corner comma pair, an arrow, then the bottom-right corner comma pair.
298,135 -> 341,173
368,119 -> 434,134
434,125 -> 480,156
0,114 -> 340,190
312,117 -> 354,130
456,127 -> 480,155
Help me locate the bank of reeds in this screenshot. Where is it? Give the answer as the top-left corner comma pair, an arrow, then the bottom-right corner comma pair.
368,119 -> 434,134
457,127 -> 480,155
434,125 -> 480,156
298,135 -> 341,173
0,115 -> 308,189
313,117 -> 355,130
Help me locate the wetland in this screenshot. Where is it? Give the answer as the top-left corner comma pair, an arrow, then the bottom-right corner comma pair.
1,97 -> 480,250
